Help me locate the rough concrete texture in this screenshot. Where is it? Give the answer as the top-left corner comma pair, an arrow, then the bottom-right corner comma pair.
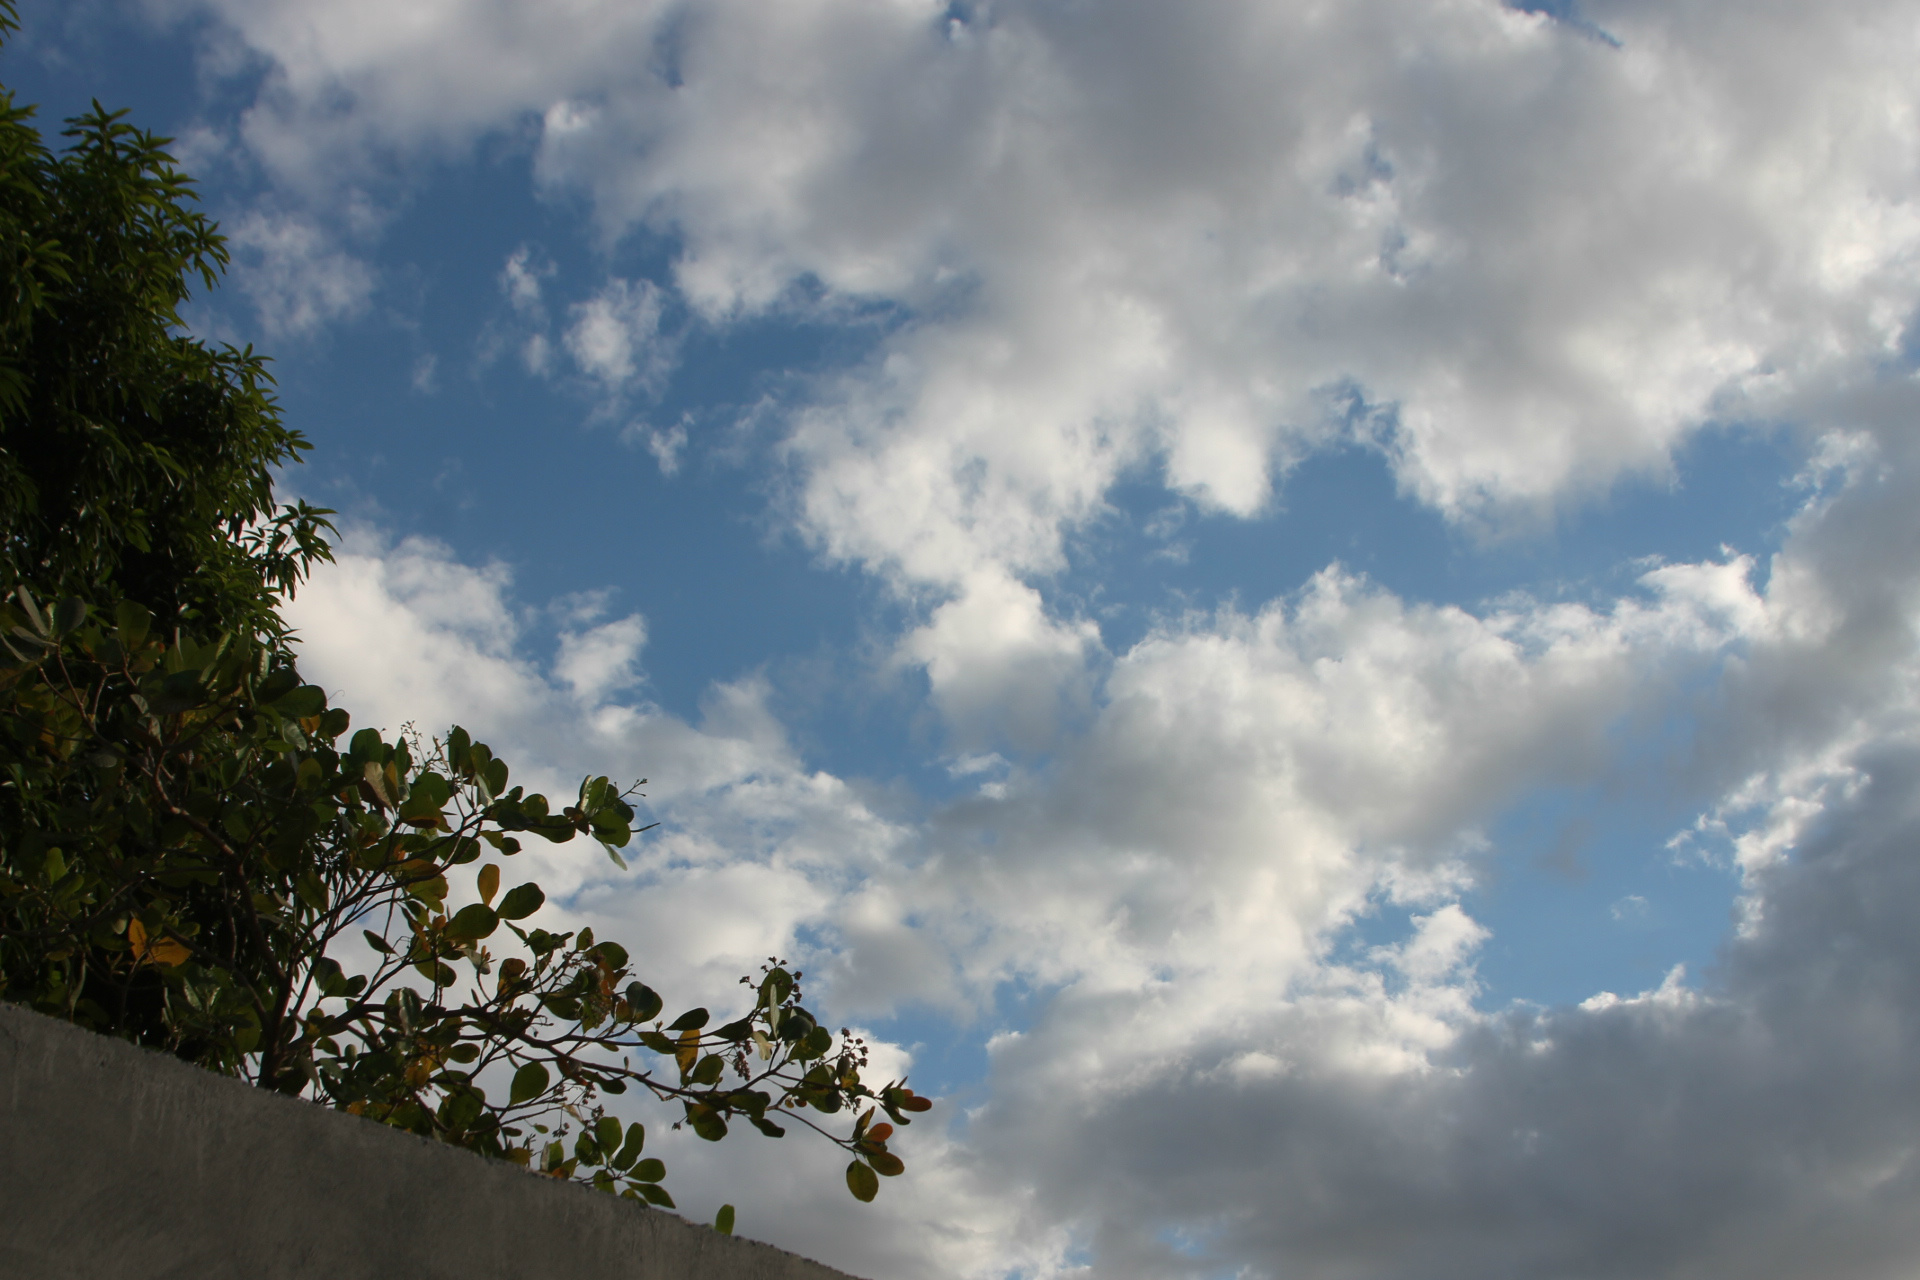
0,1002 -> 865,1280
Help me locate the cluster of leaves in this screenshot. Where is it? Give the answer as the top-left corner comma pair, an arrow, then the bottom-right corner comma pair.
0,586 -> 931,1208
0,0 -> 331,648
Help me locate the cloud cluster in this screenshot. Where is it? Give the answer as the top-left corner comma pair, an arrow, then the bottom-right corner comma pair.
275,414 -> 1920,1278
225,210 -> 376,338
188,0 -> 1920,589
494,246 -> 676,397
165,0 -> 1920,1274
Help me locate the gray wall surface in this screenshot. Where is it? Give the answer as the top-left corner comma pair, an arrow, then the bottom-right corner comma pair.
0,1002 -> 865,1280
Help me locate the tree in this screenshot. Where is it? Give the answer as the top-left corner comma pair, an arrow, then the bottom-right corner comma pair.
0,6 -> 927,1216
0,39 -> 330,642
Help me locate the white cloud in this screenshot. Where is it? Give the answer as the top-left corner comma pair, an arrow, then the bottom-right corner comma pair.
563,276 -> 671,391
646,421 -> 688,476
500,243 -> 552,320
554,613 -> 647,703
180,0 -> 1920,600
226,210 -> 376,337
899,570 -> 1099,749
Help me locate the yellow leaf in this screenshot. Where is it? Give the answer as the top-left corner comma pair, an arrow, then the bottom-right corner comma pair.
150,938 -> 191,966
128,919 -> 190,967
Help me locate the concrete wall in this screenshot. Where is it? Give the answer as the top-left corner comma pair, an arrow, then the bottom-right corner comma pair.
0,1002 -> 865,1280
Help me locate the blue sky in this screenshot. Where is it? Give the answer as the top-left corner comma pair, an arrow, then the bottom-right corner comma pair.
20,2 -> 1920,1276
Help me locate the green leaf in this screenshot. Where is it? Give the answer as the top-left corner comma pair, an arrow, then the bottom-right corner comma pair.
313,957 -> 348,997
50,597 -> 87,635
667,1007 -> 709,1032
690,1054 -> 726,1085
258,668 -> 301,702
869,1150 -> 905,1177
714,1205 -> 735,1236
477,863 -> 500,906
624,983 -> 662,1023
414,960 -> 458,987
509,1061 -> 550,1106
687,1105 -> 728,1142
363,929 -> 393,955
295,871 -> 328,912
410,771 -> 451,808
13,586 -> 44,635
632,1157 -> 666,1183
115,599 -> 152,649
761,967 -> 793,1006
148,669 -> 206,715
595,1114 -> 623,1156
274,684 -> 326,718
362,759 -> 393,807
447,903 -> 498,940
793,1024 -> 833,1060
638,1181 -> 675,1209
612,1122 -> 646,1170
495,882 -> 545,921
846,1161 -> 879,1203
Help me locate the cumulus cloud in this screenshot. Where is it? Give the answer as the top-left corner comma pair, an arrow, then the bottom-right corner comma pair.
738,442 -> 1920,1280
162,0 -> 1920,1274
180,0 -> 1920,618
226,210 -> 376,337
554,613 -> 647,702
899,570 -> 1100,749
563,276 -> 671,392
489,248 -> 675,394
942,741 -> 1920,1280
645,420 -> 688,476
267,419 -> 1920,1278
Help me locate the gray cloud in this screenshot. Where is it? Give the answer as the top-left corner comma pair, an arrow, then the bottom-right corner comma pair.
960,738 -> 1920,1280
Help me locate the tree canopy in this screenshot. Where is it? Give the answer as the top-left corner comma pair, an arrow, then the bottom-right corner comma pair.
0,4 -> 926,1218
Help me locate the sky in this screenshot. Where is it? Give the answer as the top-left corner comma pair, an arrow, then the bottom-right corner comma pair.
17,0 -> 1920,1275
